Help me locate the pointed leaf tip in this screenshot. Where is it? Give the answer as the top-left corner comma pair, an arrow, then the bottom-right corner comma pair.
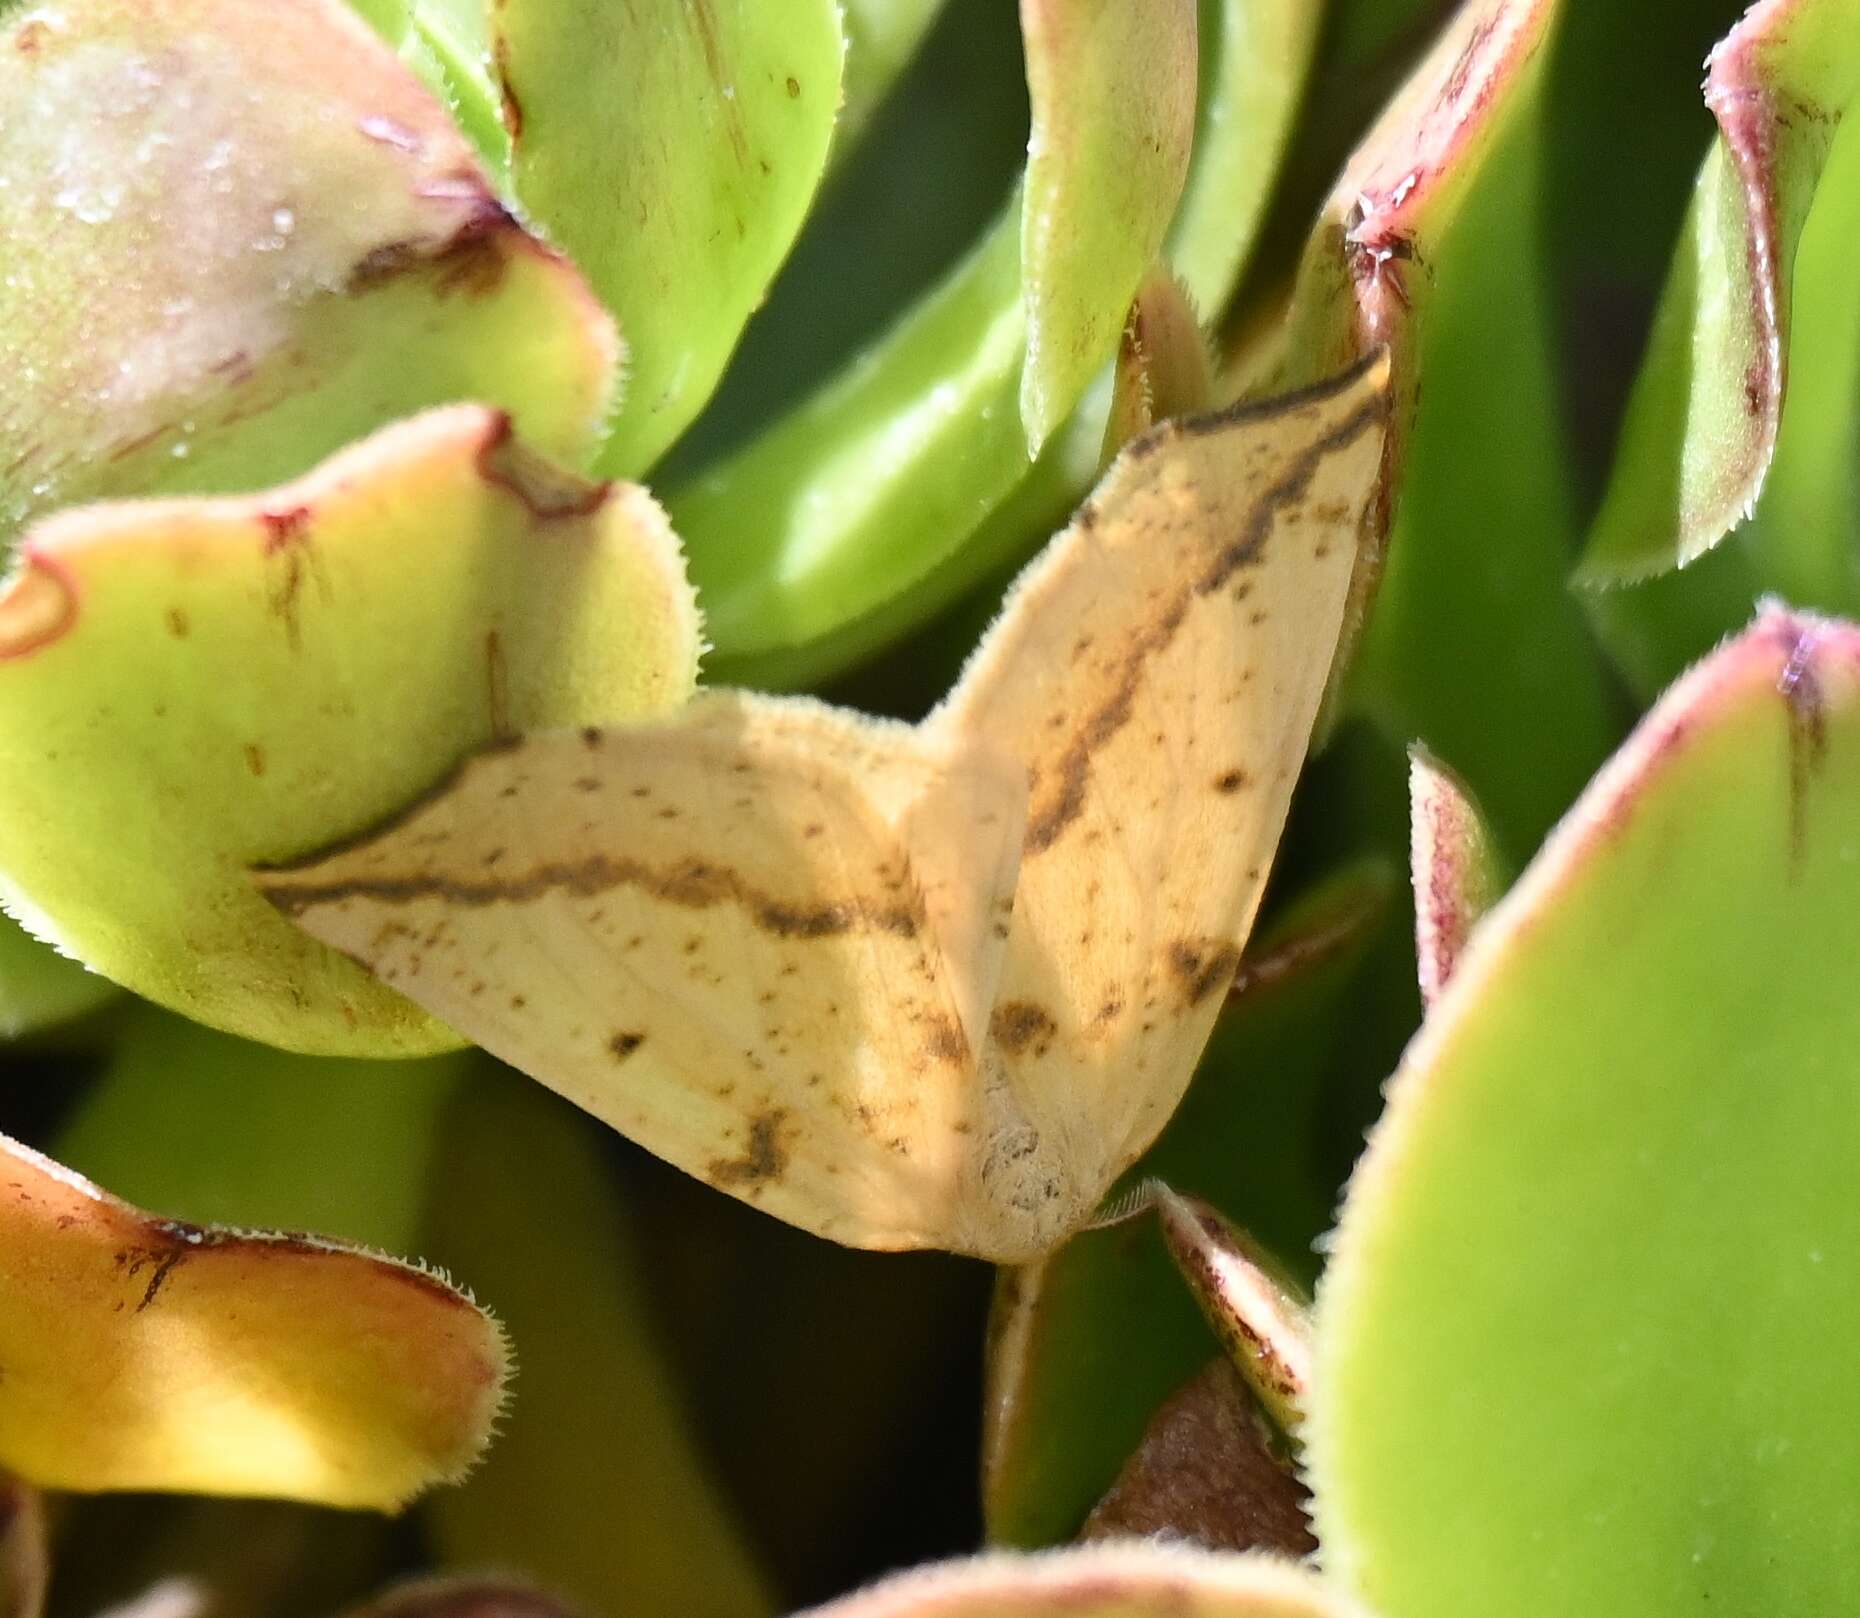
1407,745 -> 1504,1008
1151,1186 -> 1312,1439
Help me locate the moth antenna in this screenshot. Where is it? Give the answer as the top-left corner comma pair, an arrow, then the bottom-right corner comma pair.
1081,1177 -> 1166,1232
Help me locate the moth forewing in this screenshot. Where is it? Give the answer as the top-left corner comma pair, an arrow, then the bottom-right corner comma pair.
931,351 -> 1391,1255
263,690 -> 1028,1252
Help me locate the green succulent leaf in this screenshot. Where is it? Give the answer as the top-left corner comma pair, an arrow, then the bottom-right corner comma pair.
0,0 -> 615,541
0,919 -> 112,1041
983,862 -> 1394,1547
1019,0 -> 1198,449
675,207 -> 1029,689
494,0 -> 845,476
1310,605 -> 1860,1617
794,1546 -> 1369,1618
424,1075 -> 772,1618
678,0 -> 1320,688
0,408 -> 701,1055
837,0 -> 950,145
1272,0 -> 1618,855
1580,1 -> 1860,696
1580,0 -> 1860,582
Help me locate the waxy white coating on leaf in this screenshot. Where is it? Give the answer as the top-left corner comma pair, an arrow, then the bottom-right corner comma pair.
0,1133 -> 506,1509
265,357 -> 1389,1261
790,1543 -> 1372,1618
0,0 -> 617,534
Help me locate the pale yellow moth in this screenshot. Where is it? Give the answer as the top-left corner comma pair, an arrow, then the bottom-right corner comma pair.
263,354 -> 1389,1262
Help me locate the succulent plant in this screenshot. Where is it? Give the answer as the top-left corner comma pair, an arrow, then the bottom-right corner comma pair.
4,0 -> 1860,1614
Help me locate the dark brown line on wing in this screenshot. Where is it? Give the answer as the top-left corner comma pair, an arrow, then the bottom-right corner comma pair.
264,851 -> 924,941
1023,397 -> 1384,856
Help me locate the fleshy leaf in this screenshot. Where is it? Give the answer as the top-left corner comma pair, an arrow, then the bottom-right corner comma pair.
1079,1358 -> 1314,1556
1310,606 -> 1860,1617
1406,745 -> 1503,1007
346,0 -> 510,177
0,1132 -> 505,1507
1271,0 -> 1618,854
983,862 -> 1395,1545
0,407 -> 700,1054
792,1545 -> 1368,1618
1580,0 -> 1860,580
0,0 -> 615,540
1102,267 -> 1215,461
837,0 -> 950,144
424,1076 -> 772,1618
1152,1185 -> 1312,1438
0,917 -> 112,1040
1579,5 -> 1860,697
674,0 -> 1321,689
494,0 -> 845,475
1019,0 -> 1198,448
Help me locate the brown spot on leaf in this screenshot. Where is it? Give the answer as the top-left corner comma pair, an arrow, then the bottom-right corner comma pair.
243,743 -> 267,778
475,416 -> 608,520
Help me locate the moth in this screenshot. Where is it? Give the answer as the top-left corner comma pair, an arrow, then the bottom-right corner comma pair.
263,354 -> 1389,1263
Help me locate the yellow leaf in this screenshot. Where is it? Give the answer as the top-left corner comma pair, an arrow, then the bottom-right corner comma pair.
0,1134 -> 505,1509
